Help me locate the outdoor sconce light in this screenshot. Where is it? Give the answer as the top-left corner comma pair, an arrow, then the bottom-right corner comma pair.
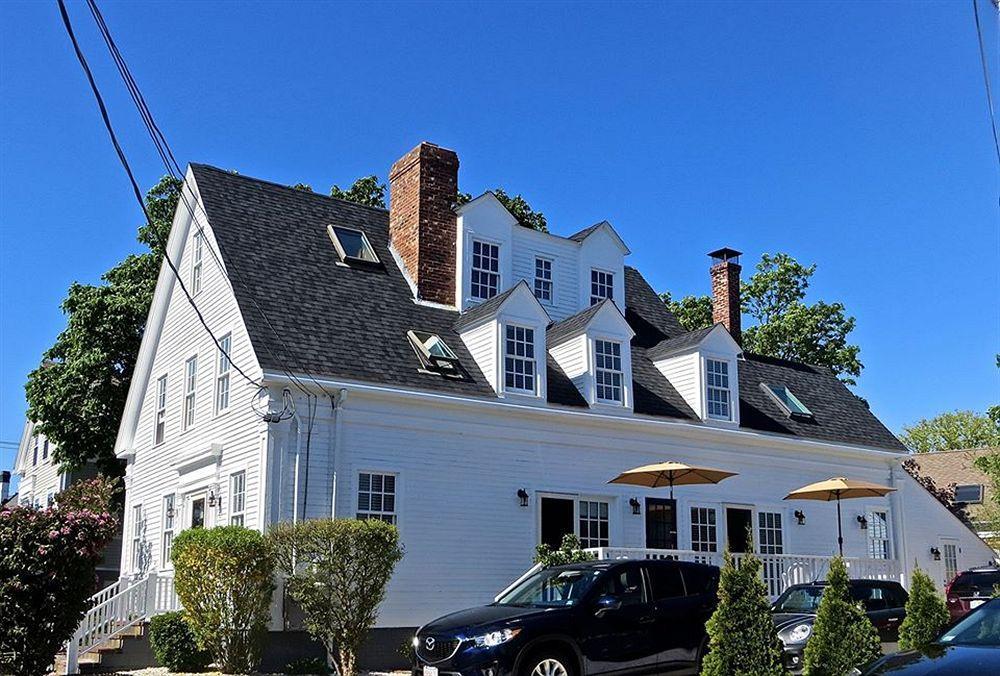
857,515 -> 868,530
517,488 -> 529,507
166,506 -> 175,519
208,490 -> 218,508
930,546 -> 941,561
629,498 -> 641,515
794,510 -> 806,526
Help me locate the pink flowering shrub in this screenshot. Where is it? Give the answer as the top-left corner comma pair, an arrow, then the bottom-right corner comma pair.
0,476 -> 120,676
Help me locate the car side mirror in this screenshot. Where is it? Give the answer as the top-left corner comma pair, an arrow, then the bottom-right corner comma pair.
594,594 -> 622,617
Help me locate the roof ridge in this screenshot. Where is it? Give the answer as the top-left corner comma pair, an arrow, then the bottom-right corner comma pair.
189,163 -> 390,214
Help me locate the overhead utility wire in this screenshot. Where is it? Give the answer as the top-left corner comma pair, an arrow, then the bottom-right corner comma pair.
55,0 -> 259,390
973,0 -> 1000,169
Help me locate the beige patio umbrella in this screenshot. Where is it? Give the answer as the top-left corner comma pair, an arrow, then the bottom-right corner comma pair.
784,477 -> 896,557
608,461 -> 738,499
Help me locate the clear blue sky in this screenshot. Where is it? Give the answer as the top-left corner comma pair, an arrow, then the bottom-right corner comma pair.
1,0 -> 998,473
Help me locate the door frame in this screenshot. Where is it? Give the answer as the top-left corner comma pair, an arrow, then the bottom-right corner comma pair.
643,496 -> 678,550
184,488 -> 212,531
722,503 -> 755,553
535,491 -> 616,548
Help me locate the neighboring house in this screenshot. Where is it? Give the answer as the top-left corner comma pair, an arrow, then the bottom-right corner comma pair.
105,142 -> 993,655
13,420 -> 123,587
909,447 -> 999,548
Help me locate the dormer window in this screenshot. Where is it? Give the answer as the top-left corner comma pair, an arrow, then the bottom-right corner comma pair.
705,358 -> 731,420
590,269 -> 614,305
471,240 -> 500,300
595,340 -> 624,404
762,383 -> 813,418
504,325 -> 536,394
408,330 -> 461,377
534,257 -> 553,304
328,225 -> 379,263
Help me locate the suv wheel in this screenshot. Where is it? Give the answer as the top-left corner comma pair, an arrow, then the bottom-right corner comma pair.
522,650 -> 575,676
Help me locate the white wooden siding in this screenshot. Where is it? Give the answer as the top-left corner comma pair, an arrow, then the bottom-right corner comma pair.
458,320 -> 498,392
653,351 -> 702,416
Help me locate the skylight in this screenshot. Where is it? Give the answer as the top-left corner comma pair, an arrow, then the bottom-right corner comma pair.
328,225 -> 379,263
762,383 -> 813,418
408,330 -> 461,376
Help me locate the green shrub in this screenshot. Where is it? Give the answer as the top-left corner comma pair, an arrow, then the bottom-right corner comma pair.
0,475 -> 120,676
701,549 -> 785,676
172,526 -> 275,674
284,656 -> 331,674
268,518 -> 403,676
803,556 -> 881,675
533,533 -> 596,568
148,611 -> 211,672
898,567 -> 950,650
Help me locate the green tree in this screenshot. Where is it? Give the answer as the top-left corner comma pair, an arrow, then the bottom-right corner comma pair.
329,175 -> 386,208
803,556 -> 881,675
660,253 -> 863,384
457,189 -> 548,232
973,449 -> 1000,549
268,519 -> 404,676
290,183 -> 313,192
701,548 -> 785,676
900,410 -> 1000,454
898,567 -> 950,651
24,176 -> 182,474
533,533 -> 596,568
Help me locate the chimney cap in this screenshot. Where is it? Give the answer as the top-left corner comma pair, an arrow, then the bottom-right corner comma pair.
708,247 -> 742,264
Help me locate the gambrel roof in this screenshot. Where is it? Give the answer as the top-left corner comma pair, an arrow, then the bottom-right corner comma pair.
189,164 -> 906,452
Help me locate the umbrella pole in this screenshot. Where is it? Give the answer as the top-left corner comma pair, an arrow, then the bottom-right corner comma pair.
836,495 -> 844,557
669,476 -> 674,501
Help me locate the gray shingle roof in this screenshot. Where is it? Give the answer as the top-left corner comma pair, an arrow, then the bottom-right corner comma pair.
453,283 -> 524,332
192,164 -> 906,452
646,326 -> 716,360
567,222 -> 604,242
546,299 -> 614,348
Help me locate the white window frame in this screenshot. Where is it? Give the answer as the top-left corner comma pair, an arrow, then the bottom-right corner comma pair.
32,434 -> 38,466
470,239 -> 500,300
327,225 -> 379,263
503,324 -> 537,395
42,438 -> 49,460
533,256 -> 553,304
356,471 -> 397,524
866,508 -> 891,559
690,505 -> 719,554
536,492 -> 615,549
578,498 -> 610,549
590,268 -> 614,305
757,510 -> 785,555
154,374 -> 167,445
131,504 -> 144,572
941,538 -> 959,586
229,471 -> 246,526
191,231 -> 204,295
215,334 -> 232,415
705,358 -> 732,421
183,356 -> 198,431
594,339 -> 624,405
161,494 -> 175,569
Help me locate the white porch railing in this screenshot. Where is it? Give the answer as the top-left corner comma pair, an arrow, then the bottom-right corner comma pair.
64,572 -> 180,675
586,547 -> 904,599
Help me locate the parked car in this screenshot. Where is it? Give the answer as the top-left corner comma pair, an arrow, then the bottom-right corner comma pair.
857,597 -> 1000,674
945,566 -> 1000,621
771,579 -> 909,672
411,559 -> 719,676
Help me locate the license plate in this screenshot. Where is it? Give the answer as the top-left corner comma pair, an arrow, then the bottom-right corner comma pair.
970,599 -> 985,608
423,667 -> 439,676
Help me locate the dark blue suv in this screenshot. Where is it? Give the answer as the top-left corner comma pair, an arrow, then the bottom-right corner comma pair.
412,559 -> 719,676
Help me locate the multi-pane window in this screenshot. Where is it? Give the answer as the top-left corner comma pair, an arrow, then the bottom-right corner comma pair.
131,504 -> 144,572
215,334 -> 231,414
579,500 -> 610,549
504,325 -> 536,394
706,359 -> 731,420
32,434 -> 38,466
42,439 -> 49,460
867,510 -> 890,559
470,240 -> 499,300
943,542 -> 958,585
357,472 -> 397,524
595,340 -> 623,404
533,257 -> 552,303
154,375 -> 167,445
162,495 -> 175,568
758,512 -> 784,554
590,269 -> 614,305
690,507 -> 718,552
191,231 -> 204,295
230,471 -> 246,526
183,357 -> 198,430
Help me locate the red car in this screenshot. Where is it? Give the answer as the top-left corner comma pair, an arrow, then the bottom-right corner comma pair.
945,567 -> 1000,620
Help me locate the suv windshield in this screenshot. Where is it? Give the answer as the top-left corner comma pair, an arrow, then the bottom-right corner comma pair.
939,602 -> 1000,646
773,586 -> 824,613
496,567 -> 603,608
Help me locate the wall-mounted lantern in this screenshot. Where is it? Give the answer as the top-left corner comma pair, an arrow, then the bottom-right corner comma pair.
856,514 -> 868,530
794,510 -> 806,526
930,546 -> 941,561
629,498 -> 641,515
517,488 -> 529,508
208,490 -> 218,508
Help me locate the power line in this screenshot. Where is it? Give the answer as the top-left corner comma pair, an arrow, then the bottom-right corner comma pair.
973,0 -> 1000,169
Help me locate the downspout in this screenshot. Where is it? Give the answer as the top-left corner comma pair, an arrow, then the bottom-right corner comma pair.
291,401 -> 303,524
888,461 -> 909,587
331,388 -> 348,518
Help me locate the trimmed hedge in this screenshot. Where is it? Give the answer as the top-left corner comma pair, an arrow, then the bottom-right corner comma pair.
148,611 -> 210,672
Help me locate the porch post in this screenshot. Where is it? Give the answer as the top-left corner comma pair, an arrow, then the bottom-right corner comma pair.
145,571 -> 158,618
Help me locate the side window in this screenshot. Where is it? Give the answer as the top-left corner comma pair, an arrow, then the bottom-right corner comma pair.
647,563 -> 686,600
882,584 -> 907,609
598,565 -> 645,607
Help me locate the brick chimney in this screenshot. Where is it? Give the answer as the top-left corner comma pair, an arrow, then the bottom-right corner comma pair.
709,247 -> 742,344
389,142 -> 460,306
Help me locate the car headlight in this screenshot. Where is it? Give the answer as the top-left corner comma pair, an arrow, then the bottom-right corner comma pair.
471,627 -> 522,648
786,623 -> 812,643
411,635 -> 420,648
